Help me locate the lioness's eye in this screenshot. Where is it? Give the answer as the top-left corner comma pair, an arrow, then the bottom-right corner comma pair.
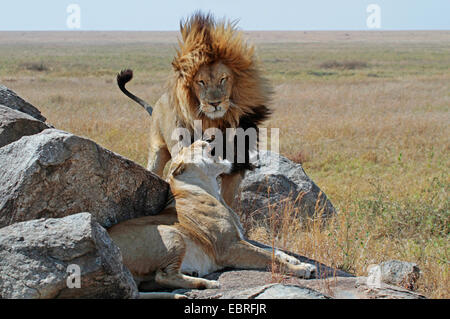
198,80 -> 205,86
220,77 -> 227,85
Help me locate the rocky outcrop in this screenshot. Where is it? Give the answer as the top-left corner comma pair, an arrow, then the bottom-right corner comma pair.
253,284 -> 329,299
0,85 -> 46,122
169,243 -> 424,299
0,85 -> 425,299
0,128 -> 170,229
171,268 -> 425,299
0,213 -> 138,299
0,105 -> 49,148
236,151 -> 336,220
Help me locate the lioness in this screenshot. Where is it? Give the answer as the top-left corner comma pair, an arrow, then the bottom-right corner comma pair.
117,12 -> 272,206
108,141 -> 316,298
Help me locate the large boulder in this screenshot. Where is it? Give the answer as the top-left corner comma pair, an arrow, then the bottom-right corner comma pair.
0,105 -> 49,148
0,128 -> 169,228
236,151 -> 336,221
0,85 -> 46,122
0,213 -> 138,299
367,260 -> 421,290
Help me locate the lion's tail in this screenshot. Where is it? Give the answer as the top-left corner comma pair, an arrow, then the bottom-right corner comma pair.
117,69 -> 153,116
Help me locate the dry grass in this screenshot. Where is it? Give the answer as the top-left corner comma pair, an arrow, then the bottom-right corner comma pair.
20,62 -> 50,72
258,70 -> 449,298
0,31 -> 448,298
319,60 -> 368,70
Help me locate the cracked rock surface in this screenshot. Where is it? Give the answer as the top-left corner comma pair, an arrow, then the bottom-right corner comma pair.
0,105 -> 49,148
236,151 -> 336,220
0,213 -> 138,299
171,269 -> 425,299
0,129 -> 169,229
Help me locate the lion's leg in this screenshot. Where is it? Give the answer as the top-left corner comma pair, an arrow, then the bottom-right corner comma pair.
222,240 -> 316,279
152,227 -> 220,290
147,146 -> 171,177
220,170 -> 245,208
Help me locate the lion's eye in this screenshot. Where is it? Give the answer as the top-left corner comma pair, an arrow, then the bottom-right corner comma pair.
220,77 -> 227,85
198,80 -> 205,86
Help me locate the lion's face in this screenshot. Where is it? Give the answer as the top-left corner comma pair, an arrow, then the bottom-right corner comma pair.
193,62 -> 234,120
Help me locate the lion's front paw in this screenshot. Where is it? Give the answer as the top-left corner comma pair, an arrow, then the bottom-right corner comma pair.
282,254 -> 301,265
273,249 -> 300,265
293,263 -> 317,279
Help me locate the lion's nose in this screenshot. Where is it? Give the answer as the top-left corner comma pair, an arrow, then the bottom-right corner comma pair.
209,101 -> 221,108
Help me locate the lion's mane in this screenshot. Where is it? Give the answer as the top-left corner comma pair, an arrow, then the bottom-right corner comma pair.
170,12 -> 272,131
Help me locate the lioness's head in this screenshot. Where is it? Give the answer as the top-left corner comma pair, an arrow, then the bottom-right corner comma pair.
169,140 -> 232,179
193,62 -> 233,119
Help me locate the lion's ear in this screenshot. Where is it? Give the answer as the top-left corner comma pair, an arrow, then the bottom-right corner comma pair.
172,60 -> 187,80
172,59 -> 181,73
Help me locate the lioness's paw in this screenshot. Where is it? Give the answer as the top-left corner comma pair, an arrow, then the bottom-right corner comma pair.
205,280 -> 221,289
270,249 -> 301,265
293,263 -> 317,279
279,253 -> 301,265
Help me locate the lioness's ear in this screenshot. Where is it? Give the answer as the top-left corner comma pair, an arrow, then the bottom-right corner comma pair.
170,162 -> 185,177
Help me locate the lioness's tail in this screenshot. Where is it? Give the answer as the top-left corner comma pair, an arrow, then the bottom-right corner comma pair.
117,69 -> 153,116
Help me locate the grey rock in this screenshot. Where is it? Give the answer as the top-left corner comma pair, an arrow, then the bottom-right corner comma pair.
367,260 -> 421,290
255,284 -> 329,299
299,276 -> 426,299
0,128 -> 169,228
354,277 -> 426,299
0,105 -> 49,148
0,213 -> 139,299
171,268 -> 425,299
0,85 -> 46,122
236,151 -> 336,220
182,282 -> 329,299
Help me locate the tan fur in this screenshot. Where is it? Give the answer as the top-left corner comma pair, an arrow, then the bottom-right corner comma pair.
108,141 -> 316,298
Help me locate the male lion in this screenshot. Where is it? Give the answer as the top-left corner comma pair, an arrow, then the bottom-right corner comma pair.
117,12 -> 272,206
108,140 -> 316,298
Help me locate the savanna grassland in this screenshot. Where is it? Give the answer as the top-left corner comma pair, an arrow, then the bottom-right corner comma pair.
0,31 -> 448,298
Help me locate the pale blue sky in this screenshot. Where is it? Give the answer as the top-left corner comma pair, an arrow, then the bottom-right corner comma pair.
0,0 -> 449,31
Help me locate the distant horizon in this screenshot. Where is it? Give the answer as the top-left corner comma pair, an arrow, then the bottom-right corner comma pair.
1,1 -> 449,31
1,29 -> 449,32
